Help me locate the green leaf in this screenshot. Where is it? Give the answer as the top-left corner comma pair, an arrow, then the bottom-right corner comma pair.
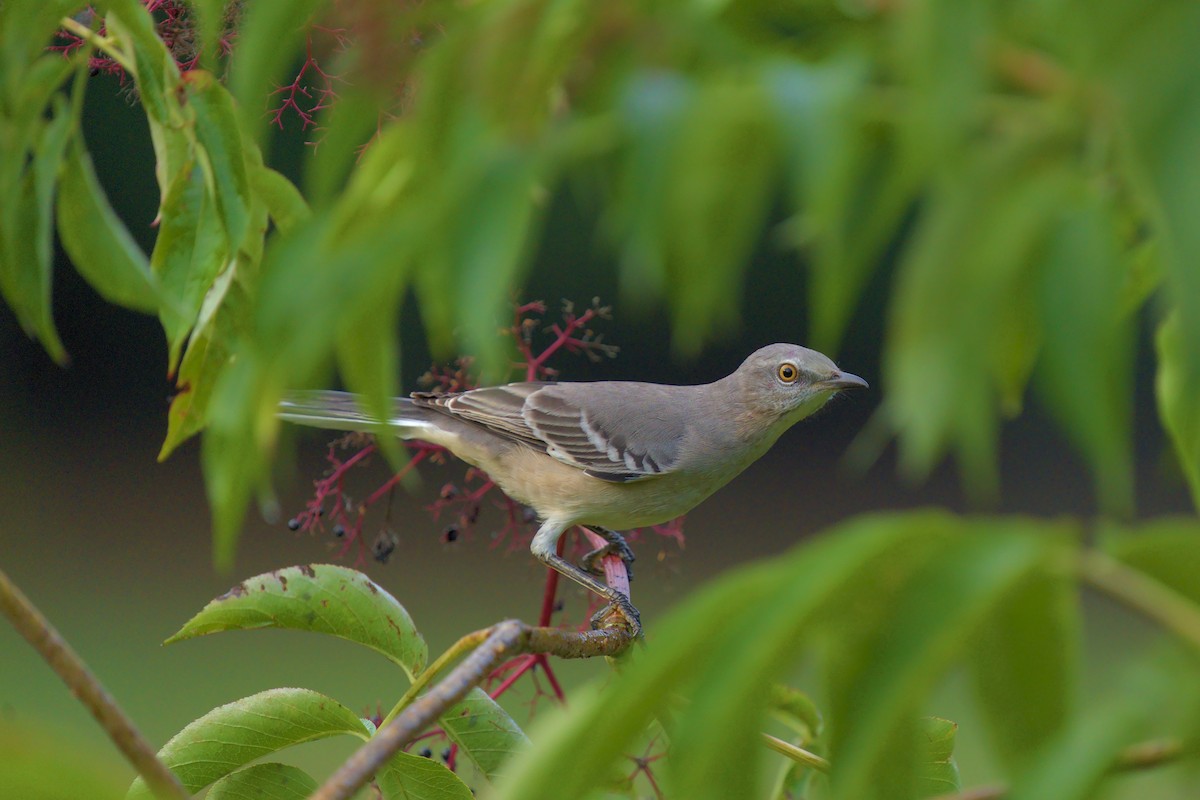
916,717 -> 961,798
769,684 -> 823,742
1006,647 -> 1190,800
335,292 -> 400,462
206,762 -> 318,800
184,70 -> 251,248
57,140 -> 158,313
251,165 -> 311,235
493,511 -> 960,800
189,0 -> 232,73
159,254 -> 249,458
0,1 -> 75,80
125,688 -> 369,799
201,352 -> 279,569
968,555 -> 1078,771
1034,191 -> 1134,516
828,521 -> 1072,800
885,147 -> 1070,499
440,688 -> 530,783
166,564 -> 428,679
1156,314 -> 1200,510
1102,518 -> 1200,606
454,146 -> 543,379
610,71 -> 693,305
766,54 -> 886,352
150,158 -> 228,371
662,80 -> 777,355
377,751 -> 475,800
0,94 -> 74,364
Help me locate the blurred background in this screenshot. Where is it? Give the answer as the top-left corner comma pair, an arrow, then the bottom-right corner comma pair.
4,3 -> 1200,795
1,69 -> 1193,788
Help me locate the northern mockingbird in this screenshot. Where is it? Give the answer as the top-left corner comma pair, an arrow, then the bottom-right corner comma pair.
279,343 -> 867,636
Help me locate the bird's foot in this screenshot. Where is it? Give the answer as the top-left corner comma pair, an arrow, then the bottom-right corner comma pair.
581,531 -> 636,581
590,593 -> 642,639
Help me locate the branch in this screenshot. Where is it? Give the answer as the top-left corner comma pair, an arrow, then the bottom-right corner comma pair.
0,567 -> 188,800
312,619 -> 635,800
59,15 -> 135,73
760,732 -> 830,773
930,738 -> 1188,800
1078,549 -> 1200,654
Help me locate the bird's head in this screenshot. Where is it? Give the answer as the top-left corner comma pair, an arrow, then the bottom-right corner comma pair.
734,343 -> 868,423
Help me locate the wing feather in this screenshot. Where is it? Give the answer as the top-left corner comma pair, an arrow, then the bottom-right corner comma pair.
412,381 -> 687,482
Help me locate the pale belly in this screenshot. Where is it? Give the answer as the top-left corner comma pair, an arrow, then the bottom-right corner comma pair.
488,443 -> 747,530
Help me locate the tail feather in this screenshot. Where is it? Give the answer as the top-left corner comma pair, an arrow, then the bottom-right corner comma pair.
278,390 -> 440,439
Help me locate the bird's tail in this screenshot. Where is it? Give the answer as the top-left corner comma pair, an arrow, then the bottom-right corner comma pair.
278,390 -> 443,440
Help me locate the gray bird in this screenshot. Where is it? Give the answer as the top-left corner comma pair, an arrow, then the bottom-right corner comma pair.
279,343 -> 867,636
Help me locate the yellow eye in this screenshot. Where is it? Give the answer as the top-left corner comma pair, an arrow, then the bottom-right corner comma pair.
777,363 -> 799,384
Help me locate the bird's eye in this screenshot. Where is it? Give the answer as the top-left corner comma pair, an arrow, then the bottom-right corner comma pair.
777,362 -> 799,384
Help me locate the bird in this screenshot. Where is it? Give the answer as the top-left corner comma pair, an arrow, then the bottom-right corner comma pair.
278,343 -> 867,636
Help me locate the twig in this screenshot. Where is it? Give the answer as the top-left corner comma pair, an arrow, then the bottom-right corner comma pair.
1079,549 -> 1200,654
929,738 -> 1187,800
312,619 -> 634,800
59,15 -> 135,73
760,732 -> 830,773
0,567 -> 188,800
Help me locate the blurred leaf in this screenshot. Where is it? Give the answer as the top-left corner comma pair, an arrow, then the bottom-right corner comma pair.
893,0 -> 990,173
206,762 -> 317,800
104,0 -> 192,197
184,70 -> 251,248
494,511 -> 959,800
610,71 -> 693,305
202,351 -> 280,568
769,683 -> 823,742
251,165 -> 311,235
150,159 -> 227,371
1034,190 -> 1133,516
662,80 -> 777,355
1156,314 -> 1200,510
440,688 -> 531,783
455,146 -> 543,378
1006,647 -> 1191,800
0,2 -> 75,79
766,54 -> 884,352
968,555 -> 1079,770
125,688 -> 369,799
916,717 -> 961,798
378,751 -> 475,800
1,93 -> 74,364
159,254 -> 249,458
885,145 -> 1071,498
1102,518 -> 1200,607
829,522 -> 1070,800
57,140 -> 158,313
1101,2 -> 1200,511
166,564 -> 427,679
189,0 -> 231,74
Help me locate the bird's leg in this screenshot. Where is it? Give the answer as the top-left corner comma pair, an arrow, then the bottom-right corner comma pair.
580,526 -> 636,581
531,523 -> 642,638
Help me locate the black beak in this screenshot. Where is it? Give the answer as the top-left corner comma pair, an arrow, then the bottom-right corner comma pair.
821,371 -> 869,391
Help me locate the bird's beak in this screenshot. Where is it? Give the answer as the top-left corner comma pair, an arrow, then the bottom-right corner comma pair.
821,371 -> 869,391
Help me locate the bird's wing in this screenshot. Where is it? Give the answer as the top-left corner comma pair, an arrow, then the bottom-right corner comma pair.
527,382 -> 687,482
412,384 -> 548,450
414,382 -> 685,482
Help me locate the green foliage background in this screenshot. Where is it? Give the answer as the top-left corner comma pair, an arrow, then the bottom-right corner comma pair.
3,0 -> 1200,798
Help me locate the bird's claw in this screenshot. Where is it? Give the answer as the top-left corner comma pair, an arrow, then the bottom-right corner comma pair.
581,536 -> 636,581
590,593 -> 642,639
